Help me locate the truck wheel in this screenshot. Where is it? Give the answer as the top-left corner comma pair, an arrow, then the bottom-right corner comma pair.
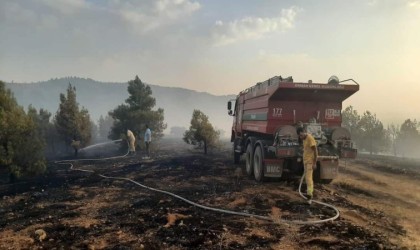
233,141 -> 240,164
234,151 -> 240,164
245,144 -> 254,177
253,145 -> 264,182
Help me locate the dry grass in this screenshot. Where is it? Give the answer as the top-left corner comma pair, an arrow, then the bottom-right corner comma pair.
338,160 -> 420,248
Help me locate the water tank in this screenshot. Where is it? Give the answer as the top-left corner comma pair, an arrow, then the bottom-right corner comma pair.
328,75 -> 339,85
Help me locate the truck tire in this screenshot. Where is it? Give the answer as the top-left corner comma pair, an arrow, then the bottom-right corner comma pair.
234,151 -> 240,164
245,143 -> 254,177
233,140 -> 241,164
253,145 -> 265,182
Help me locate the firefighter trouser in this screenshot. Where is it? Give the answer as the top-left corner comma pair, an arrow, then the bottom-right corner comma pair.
304,161 -> 314,197
145,141 -> 150,156
129,139 -> 135,152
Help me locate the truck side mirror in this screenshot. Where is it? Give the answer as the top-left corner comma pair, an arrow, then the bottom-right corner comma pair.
227,101 -> 232,110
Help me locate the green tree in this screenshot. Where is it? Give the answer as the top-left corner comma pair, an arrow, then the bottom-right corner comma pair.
40,109 -> 60,156
54,84 -> 92,150
109,76 -> 166,141
0,81 -> 46,180
397,119 -> 419,157
97,115 -> 114,142
90,119 -> 99,143
78,108 -> 92,146
387,123 -> 400,156
341,106 -> 362,144
358,111 -> 388,154
27,107 -> 53,138
183,110 -> 220,154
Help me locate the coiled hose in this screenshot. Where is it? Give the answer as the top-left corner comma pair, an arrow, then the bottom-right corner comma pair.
56,140 -> 340,225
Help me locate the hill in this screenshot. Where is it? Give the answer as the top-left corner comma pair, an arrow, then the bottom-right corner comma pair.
5,77 -> 235,137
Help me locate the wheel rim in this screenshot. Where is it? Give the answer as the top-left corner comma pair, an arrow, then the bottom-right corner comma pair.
253,146 -> 263,181
245,144 -> 253,176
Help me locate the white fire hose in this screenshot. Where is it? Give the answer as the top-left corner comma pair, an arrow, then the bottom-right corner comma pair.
55,140 -> 340,225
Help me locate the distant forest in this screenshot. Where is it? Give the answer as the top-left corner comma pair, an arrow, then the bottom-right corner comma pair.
5,77 -> 235,138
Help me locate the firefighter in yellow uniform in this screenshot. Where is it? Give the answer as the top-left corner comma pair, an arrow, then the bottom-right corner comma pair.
127,129 -> 136,155
298,128 -> 318,204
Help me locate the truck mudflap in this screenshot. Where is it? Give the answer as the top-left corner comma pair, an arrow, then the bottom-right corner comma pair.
318,156 -> 339,179
263,159 -> 284,177
340,148 -> 357,158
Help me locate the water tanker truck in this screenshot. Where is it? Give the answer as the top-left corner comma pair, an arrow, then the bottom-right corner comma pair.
227,75 -> 359,183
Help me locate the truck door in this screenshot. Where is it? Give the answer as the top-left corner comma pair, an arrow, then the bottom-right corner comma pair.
235,97 -> 243,136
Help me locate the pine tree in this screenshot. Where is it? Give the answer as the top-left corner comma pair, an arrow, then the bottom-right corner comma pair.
183,110 -> 220,154
387,124 -> 400,156
358,111 -> 388,154
109,76 -> 166,140
341,106 -> 361,145
397,119 -> 419,157
97,115 -> 114,142
0,81 -> 46,180
54,83 -> 92,151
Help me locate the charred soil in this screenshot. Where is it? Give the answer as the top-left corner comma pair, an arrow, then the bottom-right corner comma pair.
0,141 -> 419,249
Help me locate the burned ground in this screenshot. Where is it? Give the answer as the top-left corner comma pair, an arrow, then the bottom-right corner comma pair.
0,140 -> 419,249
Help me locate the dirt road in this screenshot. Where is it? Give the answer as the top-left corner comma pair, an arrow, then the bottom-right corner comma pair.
0,140 -> 419,249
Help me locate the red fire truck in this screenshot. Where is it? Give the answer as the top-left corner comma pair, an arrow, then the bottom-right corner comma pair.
227,75 -> 359,183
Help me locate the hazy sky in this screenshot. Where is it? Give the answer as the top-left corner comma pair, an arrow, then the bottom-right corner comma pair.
1,0 -> 419,125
